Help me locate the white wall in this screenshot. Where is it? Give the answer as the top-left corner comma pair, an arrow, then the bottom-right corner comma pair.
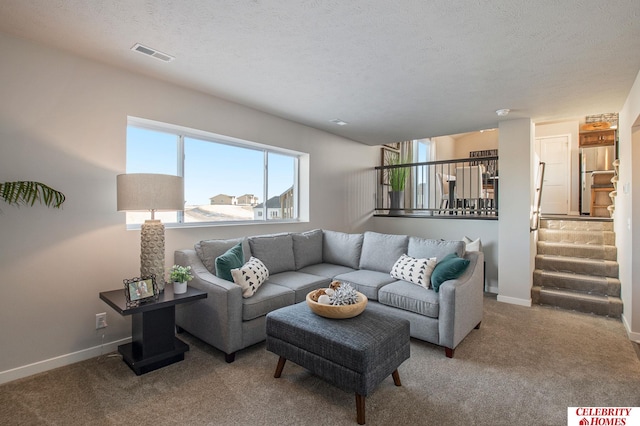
535,120 -> 580,214
453,131 -> 499,159
497,119 -> 535,306
0,33 -> 378,380
617,68 -> 640,342
433,135 -> 456,160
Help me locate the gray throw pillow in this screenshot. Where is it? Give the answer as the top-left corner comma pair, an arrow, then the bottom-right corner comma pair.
359,231 -> 409,273
407,237 -> 465,261
195,237 -> 249,275
322,230 -> 364,269
248,234 -> 295,274
292,229 -> 323,270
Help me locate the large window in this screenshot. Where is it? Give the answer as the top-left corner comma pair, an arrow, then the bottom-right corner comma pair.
126,117 -> 301,226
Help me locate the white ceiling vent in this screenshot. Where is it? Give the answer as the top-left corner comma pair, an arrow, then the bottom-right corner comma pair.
131,43 -> 174,62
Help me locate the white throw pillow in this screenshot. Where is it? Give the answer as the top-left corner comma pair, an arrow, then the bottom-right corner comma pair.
231,257 -> 269,298
390,254 -> 437,289
463,236 -> 482,252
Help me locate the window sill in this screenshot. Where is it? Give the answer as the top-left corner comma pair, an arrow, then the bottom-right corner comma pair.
125,218 -> 305,231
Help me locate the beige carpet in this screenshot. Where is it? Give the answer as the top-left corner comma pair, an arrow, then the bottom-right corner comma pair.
2,296 -> 640,425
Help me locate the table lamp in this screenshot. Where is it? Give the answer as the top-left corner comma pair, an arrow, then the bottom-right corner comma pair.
117,173 -> 184,291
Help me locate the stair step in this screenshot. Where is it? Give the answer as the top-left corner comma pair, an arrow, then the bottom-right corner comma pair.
537,241 -> 617,260
535,255 -> 618,278
538,228 -> 615,245
540,218 -> 613,231
535,218 -> 621,318
533,270 -> 620,297
531,286 -> 622,318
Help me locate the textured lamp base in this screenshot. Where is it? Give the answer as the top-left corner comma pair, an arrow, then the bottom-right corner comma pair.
140,219 -> 166,291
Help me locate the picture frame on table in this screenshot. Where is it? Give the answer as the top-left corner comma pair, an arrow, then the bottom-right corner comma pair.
124,275 -> 158,306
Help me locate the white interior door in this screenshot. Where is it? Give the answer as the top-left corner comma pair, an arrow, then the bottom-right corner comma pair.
536,136 -> 570,214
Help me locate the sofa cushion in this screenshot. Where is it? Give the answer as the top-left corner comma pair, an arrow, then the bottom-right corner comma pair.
195,237 -> 250,275
378,280 -> 440,318
359,232 -> 409,273
390,254 -> 437,289
242,282 -> 295,321
292,229 -> 323,270
323,230 -> 364,269
267,271 -> 331,303
248,234 -> 295,275
231,257 -> 270,298
334,269 -> 398,301
215,242 -> 244,282
431,253 -> 471,292
407,237 -> 465,261
298,263 -> 357,279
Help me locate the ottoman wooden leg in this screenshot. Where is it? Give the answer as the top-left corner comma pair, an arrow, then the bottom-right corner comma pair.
356,393 -> 365,425
392,369 -> 402,386
274,356 -> 287,378
355,370 -> 400,424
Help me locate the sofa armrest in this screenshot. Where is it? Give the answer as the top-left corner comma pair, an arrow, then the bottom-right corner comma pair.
437,251 -> 484,350
174,249 -> 244,355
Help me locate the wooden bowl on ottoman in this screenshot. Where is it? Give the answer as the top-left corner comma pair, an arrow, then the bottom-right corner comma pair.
305,291 -> 368,319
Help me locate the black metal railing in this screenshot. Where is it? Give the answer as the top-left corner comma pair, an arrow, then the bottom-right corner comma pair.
375,156 -> 499,218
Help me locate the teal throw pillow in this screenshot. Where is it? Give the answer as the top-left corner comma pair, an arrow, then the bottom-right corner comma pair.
215,243 -> 244,282
431,253 -> 470,292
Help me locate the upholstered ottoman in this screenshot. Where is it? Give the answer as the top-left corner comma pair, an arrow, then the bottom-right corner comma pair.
266,302 -> 410,424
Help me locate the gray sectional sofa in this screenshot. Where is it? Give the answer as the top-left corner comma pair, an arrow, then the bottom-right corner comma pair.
174,229 -> 484,362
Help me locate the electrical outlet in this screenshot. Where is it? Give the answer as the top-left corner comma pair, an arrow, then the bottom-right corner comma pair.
95,312 -> 107,329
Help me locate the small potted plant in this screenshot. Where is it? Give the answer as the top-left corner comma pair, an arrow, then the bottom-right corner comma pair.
387,150 -> 411,215
169,265 -> 193,294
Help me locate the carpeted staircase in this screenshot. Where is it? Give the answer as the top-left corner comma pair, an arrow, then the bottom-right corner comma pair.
532,217 -> 622,317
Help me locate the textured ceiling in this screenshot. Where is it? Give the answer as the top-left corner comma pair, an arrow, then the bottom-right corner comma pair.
1,1 -> 640,145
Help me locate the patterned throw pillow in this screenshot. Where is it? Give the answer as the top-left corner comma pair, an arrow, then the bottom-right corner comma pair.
231,257 -> 270,298
390,254 -> 437,289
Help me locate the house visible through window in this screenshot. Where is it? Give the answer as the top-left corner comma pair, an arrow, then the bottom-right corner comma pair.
125,117 -> 301,226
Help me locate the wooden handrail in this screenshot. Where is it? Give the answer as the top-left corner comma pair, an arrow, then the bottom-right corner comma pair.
530,162 -> 546,231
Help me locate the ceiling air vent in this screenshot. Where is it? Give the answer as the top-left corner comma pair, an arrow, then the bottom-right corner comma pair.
131,43 -> 174,62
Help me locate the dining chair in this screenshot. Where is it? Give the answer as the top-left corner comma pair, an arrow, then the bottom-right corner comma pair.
436,172 -> 449,214
482,181 -> 495,213
455,165 -> 484,213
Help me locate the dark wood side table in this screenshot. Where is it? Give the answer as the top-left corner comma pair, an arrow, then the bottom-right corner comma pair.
99,284 -> 207,375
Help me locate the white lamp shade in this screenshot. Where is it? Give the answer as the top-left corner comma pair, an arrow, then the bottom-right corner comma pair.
117,173 -> 184,212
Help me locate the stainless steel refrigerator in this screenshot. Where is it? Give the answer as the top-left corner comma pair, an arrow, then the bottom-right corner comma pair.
580,145 -> 615,214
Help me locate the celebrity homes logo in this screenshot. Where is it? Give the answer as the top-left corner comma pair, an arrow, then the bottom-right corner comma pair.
568,407 -> 639,425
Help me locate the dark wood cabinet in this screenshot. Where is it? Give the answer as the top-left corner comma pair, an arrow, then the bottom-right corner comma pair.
100,285 -> 206,375
579,130 -> 615,147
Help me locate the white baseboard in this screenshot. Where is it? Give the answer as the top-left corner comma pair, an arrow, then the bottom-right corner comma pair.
486,285 -> 499,294
0,337 -> 131,385
497,294 -> 532,307
621,314 -> 640,343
